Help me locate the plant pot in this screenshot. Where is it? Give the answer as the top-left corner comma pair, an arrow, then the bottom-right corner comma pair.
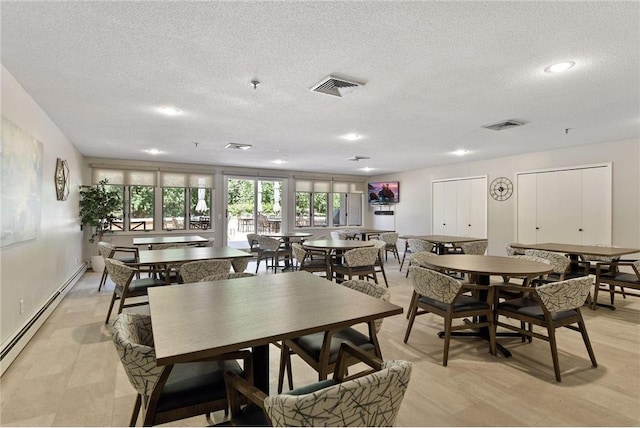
91,255 -> 105,273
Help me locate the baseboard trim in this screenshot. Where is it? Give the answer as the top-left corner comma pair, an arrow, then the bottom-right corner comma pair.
0,263 -> 88,375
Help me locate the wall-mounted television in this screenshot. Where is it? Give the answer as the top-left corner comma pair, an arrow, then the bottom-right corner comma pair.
368,181 -> 399,204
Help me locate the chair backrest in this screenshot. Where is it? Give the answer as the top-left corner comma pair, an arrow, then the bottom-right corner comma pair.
109,313 -> 163,397
331,230 -> 350,240
263,359 -> 412,427
180,259 -> 232,283
535,277 -> 593,312
152,243 -> 190,250
580,244 -> 620,262
513,254 -> 553,266
231,256 -> 250,273
344,247 -> 379,267
98,241 -> 117,260
505,243 -> 525,256
104,258 -> 135,291
291,243 -> 307,264
257,235 -> 281,251
408,238 -> 433,254
199,272 -> 257,282
460,240 -> 488,255
379,232 -> 399,245
341,280 -> 390,333
369,239 -> 386,263
524,249 -> 570,274
410,251 -> 438,268
246,233 -> 260,250
409,266 -> 463,304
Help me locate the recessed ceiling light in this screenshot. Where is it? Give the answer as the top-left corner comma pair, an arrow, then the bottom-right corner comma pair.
544,61 -> 576,74
272,159 -> 286,164
225,143 -> 252,151
342,133 -> 362,141
360,166 -> 375,172
157,106 -> 182,116
452,149 -> 469,156
145,149 -> 163,155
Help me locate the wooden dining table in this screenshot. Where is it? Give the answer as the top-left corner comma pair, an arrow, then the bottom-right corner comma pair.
351,228 -> 394,240
399,234 -> 487,255
132,235 -> 209,248
147,271 -> 403,393
509,242 -> 640,259
418,254 -> 553,357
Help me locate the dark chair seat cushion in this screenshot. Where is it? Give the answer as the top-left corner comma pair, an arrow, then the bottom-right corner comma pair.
285,379 -> 338,396
302,259 -> 329,269
292,328 -> 374,365
229,403 -> 270,427
418,294 -> 490,313
127,277 -> 167,294
332,264 -> 374,274
157,359 -> 243,413
116,256 -> 137,264
498,298 -> 577,321
601,272 -> 640,286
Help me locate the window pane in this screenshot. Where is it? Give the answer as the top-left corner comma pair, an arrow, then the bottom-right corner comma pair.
105,185 -> 125,231
190,188 -> 211,230
332,193 -> 343,226
313,193 -> 328,227
295,192 -> 310,227
130,186 -> 154,231
347,193 -> 363,226
163,188 -> 186,230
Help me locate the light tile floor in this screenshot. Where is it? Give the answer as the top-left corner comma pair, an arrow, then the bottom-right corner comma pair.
1,257 -> 639,426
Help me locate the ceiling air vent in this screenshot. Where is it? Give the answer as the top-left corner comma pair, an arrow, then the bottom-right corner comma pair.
310,75 -> 364,97
482,120 -> 526,131
347,155 -> 370,161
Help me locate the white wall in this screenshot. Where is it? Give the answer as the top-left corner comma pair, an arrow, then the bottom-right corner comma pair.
1,66 -> 85,367
369,138 -> 640,256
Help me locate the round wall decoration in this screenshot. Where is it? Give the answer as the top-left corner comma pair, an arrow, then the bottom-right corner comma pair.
489,177 -> 513,201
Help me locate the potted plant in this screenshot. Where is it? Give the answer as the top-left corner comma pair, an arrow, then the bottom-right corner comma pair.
79,178 -> 122,271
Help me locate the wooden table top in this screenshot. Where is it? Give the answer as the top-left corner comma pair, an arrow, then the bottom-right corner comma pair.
420,254 -> 553,277
133,235 -> 208,246
399,234 -> 486,244
510,243 -> 640,257
303,239 -> 374,250
137,246 -> 250,265
148,271 -> 403,365
261,232 -> 312,239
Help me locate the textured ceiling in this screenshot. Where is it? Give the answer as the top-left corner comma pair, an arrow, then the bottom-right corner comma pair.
1,1 -> 639,176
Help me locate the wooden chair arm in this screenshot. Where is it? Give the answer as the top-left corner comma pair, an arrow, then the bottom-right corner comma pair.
114,246 -> 140,255
333,343 -> 383,382
223,371 -> 268,417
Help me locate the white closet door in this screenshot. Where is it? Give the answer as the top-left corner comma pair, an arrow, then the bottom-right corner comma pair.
442,181 -> 458,235
581,167 -> 612,244
456,179 -> 472,235
517,173 -> 537,243
536,169 -> 582,244
469,178 -> 487,238
432,181 -> 446,235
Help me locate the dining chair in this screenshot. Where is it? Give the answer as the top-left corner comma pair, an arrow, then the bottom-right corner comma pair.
199,272 -> 256,282
255,236 -> 292,273
593,259 -> 639,309
225,343 -> 412,427
505,243 -> 526,256
400,239 -> 434,274
278,280 -> 390,392
459,240 -> 488,255
404,266 -> 496,366
97,241 -> 139,291
379,232 -> 400,261
369,239 -> 389,287
110,312 -> 252,427
291,242 -> 331,278
148,243 -> 192,282
404,251 -> 439,317
104,258 -> 167,324
230,255 -> 251,273
179,259 -> 232,283
494,276 -> 597,382
523,249 -> 573,281
331,246 -> 379,283
331,230 -> 355,240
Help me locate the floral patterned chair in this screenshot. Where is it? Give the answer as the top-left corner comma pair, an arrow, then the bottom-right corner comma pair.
200,272 -> 257,282
230,255 -> 251,273
179,259 -> 232,283
404,266 -> 496,366
331,246 -> 379,283
291,242 -> 331,278
495,276 -> 597,381
524,249 -> 573,281
224,343 -> 412,427
459,240 -> 488,255
369,239 -> 389,287
400,238 -> 434,273
594,259 -> 640,309
110,312 -> 252,426
97,241 -> 139,291
255,236 -> 292,273
379,232 -> 400,261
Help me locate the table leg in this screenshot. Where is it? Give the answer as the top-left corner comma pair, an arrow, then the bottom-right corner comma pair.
252,344 -> 269,393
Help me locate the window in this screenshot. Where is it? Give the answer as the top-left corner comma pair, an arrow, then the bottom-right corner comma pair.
161,171 -> 214,230
190,187 -> 211,230
130,186 -> 155,231
163,187 -> 185,230
295,179 -> 364,228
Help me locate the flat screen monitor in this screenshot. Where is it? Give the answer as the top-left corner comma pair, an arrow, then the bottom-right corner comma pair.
368,181 -> 399,204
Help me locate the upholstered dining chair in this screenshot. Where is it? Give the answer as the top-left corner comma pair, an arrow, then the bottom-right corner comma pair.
179,259 -> 232,283
400,239 -> 434,273
110,312 -> 252,427
104,258 -> 167,323
291,242 -> 331,278
255,236 -> 292,273
331,230 -> 356,240
147,242 -> 193,282
404,251 -> 439,317
369,239 -> 389,287
505,243 -> 526,257
404,266 -> 496,366
494,276 -> 597,381
331,246 -> 379,283
97,241 -> 139,291
523,249 -> 575,281
225,343 -> 412,427
460,240 -> 488,255
379,232 -> 400,261
199,272 -> 256,282
230,255 -> 250,273
278,280 -> 390,393
593,259 -> 640,309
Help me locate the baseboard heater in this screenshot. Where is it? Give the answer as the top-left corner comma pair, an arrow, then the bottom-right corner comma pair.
0,263 -> 87,362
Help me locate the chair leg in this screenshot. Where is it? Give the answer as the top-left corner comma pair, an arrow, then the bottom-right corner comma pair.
129,394 -> 142,427
403,299 -> 419,343
547,324 -> 562,382
406,290 -> 417,319
609,284 -> 615,305
592,281 -> 600,310
443,316 -> 453,367
576,313 -> 598,368
277,343 -> 288,393
620,286 -> 627,299
105,292 -> 118,324
380,265 -> 389,287
99,267 -> 108,291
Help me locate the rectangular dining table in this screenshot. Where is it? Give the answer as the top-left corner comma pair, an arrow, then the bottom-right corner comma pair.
399,234 -> 486,255
351,228 -> 394,240
148,271 -> 403,393
133,235 -> 209,248
509,242 -> 640,258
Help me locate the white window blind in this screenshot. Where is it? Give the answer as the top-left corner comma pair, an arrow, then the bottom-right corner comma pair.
332,181 -> 365,194
160,172 -> 214,188
93,168 -> 157,186
295,179 -> 331,193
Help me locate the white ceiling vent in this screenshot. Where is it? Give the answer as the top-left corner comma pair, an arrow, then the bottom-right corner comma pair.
347,155 -> 370,161
310,75 -> 364,97
482,120 -> 526,131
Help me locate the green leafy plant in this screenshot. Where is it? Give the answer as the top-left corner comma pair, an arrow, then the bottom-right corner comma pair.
79,179 -> 122,243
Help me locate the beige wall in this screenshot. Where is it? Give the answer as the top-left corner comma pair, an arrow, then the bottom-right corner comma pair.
369,138 -> 640,256
1,66 -> 86,358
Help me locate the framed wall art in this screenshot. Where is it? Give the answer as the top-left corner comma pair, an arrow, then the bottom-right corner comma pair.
55,158 -> 70,201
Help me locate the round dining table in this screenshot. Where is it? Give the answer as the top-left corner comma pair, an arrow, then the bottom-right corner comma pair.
303,239 -> 374,252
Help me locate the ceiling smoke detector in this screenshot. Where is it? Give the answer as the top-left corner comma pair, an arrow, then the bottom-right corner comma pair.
347,155 -> 370,161
482,120 -> 526,131
310,75 -> 364,97
225,143 -> 252,151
